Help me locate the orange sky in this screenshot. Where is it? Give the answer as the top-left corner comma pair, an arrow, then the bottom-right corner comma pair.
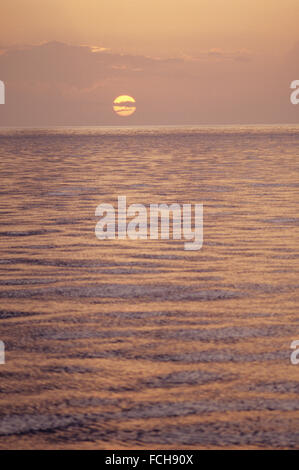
1,0 -> 299,55
0,0 -> 298,125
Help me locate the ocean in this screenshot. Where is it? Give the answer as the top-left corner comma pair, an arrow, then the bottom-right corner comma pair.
0,125 -> 298,449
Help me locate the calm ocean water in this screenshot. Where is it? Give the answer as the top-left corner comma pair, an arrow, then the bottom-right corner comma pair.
0,125 -> 298,449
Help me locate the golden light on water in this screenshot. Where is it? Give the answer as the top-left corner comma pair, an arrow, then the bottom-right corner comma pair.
113,95 -> 136,117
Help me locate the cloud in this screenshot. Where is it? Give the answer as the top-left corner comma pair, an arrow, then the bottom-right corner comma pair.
0,41 -> 253,87
0,41 -> 297,125
0,42 -> 152,89
182,48 -> 253,62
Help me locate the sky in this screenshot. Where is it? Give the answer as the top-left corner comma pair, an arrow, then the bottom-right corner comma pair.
0,0 -> 298,125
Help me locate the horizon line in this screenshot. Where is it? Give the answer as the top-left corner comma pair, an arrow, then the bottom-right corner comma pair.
0,122 -> 299,130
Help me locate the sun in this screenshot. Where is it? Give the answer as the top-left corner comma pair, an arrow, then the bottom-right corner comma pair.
113,95 -> 136,117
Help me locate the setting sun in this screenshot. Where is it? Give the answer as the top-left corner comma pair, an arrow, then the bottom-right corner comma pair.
113,95 -> 136,117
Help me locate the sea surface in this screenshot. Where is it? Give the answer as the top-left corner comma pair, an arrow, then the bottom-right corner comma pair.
0,125 -> 298,449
